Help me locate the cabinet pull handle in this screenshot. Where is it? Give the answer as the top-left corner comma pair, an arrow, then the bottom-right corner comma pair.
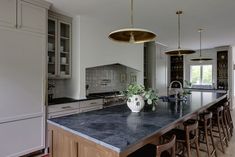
61,106 -> 72,109
90,102 -> 97,105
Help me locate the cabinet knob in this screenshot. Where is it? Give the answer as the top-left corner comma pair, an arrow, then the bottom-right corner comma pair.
61,106 -> 72,109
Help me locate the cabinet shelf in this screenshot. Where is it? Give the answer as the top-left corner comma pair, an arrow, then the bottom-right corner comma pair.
217,51 -> 228,89
48,34 -> 55,37
60,63 -> 69,66
60,51 -> 69,54
60,36 -> 70,40
170,56 -> 184,83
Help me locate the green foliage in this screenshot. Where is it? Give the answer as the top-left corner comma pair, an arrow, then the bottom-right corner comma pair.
184,80 -> 192,87
143,89 -> 158,105
121,84 -> 159,110
121,84 -> 145,98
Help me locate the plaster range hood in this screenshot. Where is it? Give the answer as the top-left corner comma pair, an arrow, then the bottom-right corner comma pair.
86,63 -> 140,72
85,63 -> 139,96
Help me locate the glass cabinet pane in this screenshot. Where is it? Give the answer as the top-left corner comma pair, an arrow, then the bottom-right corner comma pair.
59,21 -> 71,78
48,18 -> 57,78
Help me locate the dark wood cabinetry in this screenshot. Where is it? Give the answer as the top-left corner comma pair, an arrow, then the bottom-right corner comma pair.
217,51 -> 228,90
170,56 -> 184,88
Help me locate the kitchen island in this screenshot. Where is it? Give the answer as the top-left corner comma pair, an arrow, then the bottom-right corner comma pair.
48,91 -> 227,157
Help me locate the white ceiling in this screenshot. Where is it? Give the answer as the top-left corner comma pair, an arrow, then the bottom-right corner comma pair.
47,0 -> 235,49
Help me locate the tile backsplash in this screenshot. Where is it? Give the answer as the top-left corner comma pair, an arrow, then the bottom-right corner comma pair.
86,64 -> 138,95
48,79 -> 68,99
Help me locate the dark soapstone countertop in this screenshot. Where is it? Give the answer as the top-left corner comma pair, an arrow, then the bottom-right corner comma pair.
48,91 -> 226,153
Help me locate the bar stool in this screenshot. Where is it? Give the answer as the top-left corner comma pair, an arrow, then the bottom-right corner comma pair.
163,119 -> 200,157
209,106 -> 228,153
198,112 -> 217,157
223,101 -> 233,139
227,99 -> 234,134
128,135 -> 176,157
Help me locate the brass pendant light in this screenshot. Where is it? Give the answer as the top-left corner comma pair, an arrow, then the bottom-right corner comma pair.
191,29 -> 213,61
108,0 -> 156,44
165,11 -> 195,55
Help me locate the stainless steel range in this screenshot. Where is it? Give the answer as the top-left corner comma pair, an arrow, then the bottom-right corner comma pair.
87,92 -> 126,108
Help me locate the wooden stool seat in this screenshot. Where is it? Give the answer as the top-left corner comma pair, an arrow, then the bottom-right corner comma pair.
128,144 -> 156,157
128,135 -> 176,157
164,129 -> 196,142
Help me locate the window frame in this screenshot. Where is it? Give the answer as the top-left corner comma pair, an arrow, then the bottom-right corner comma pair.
190,64 -> 213,86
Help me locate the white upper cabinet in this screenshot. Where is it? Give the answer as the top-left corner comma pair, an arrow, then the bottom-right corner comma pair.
18,0 -> 47,34
0,0 -> 50,34
48,11 -> 72,79
0,0 -> 17,28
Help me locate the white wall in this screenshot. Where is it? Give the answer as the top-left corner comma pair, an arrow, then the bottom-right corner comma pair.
184,49 -> 217,87
66,16 -> 143,99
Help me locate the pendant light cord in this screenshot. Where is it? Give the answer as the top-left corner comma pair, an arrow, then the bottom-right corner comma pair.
198,28 -> 203,57
178,12 -> 181,49
131,0 -> 134,28
199,30 -> 202,57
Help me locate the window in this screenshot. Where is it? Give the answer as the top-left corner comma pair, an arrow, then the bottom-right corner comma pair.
190,65 -> 212,85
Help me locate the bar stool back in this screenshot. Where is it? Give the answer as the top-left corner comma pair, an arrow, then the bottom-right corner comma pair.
184,120 -> 200,157
157,135 -> 176,157
199,112 -> 217,157
223,101 -> 233,139
212,106 -> 228,153
227,99 -> 234,134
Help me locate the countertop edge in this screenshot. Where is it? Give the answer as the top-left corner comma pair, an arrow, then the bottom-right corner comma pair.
47,120 -> 121,153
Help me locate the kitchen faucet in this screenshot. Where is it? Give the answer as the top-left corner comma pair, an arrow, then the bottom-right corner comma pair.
168,81 -> 183,98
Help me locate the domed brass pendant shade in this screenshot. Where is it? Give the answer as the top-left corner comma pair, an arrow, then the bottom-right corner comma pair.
108,0 -> 156,43
191,29 -> 213,61
165,11 -> 195,55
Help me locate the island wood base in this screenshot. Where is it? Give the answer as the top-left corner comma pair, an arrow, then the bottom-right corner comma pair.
48,123 -> 120,157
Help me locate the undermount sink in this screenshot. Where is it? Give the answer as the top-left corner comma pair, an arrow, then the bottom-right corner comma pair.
159,95 -> 187,102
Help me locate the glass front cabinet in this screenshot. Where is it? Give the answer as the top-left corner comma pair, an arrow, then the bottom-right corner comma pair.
48,11 -> 72,79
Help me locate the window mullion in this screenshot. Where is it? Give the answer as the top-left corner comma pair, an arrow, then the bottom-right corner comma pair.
200,65 -> 203,85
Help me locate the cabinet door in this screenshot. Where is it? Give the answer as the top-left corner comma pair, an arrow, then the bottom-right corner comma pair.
58,21 -> 72,78
18,0 -> 47,34
0,28 -> 45,122
0,0 -> 17,28
0,117 -> 44,157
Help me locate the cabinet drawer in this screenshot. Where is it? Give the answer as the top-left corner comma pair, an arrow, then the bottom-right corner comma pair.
80,99 -> 103,108
48,102 -> 80,113
80,105 -> 103,113
48,109 -> 79,119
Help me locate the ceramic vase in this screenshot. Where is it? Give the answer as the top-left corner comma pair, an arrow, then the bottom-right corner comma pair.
127,95 -> 145,112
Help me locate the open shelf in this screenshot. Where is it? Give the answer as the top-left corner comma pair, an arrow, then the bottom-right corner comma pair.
217,51 -> 228,90
170,56 -> 184,85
